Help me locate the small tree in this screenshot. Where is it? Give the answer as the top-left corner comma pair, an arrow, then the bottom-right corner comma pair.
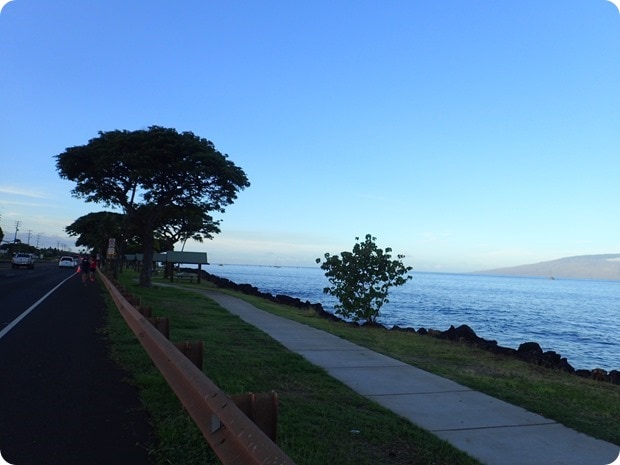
316,234 -> 412,324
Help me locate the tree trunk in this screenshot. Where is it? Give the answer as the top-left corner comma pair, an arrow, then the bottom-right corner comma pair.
139,232 -> 155,287
164,262 -> 174,279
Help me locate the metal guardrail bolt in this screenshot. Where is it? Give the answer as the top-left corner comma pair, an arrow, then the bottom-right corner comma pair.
210,414 -> 222,433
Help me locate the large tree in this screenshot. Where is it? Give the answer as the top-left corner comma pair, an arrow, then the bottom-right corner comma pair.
56,126 -> 250,286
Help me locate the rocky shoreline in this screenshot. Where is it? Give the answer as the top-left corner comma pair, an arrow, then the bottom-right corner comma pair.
200,270 -> 620,385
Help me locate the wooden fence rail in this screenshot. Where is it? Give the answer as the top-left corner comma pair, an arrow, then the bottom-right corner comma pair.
98,270 -> 297,465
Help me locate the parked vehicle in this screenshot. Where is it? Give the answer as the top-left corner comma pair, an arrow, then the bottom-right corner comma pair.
12,253 -> 35,269
59,256 -> 76,269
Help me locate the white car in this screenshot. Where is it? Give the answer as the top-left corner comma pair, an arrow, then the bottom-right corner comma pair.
12,252 -> 35,269
59,256 -> 76,268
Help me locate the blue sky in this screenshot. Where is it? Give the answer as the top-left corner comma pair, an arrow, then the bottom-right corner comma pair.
0,0 -> 618,272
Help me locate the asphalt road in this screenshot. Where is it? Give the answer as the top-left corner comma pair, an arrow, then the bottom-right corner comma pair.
0,261 -> 154,465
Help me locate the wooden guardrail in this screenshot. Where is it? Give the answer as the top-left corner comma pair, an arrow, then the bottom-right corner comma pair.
98,270 -> 297,465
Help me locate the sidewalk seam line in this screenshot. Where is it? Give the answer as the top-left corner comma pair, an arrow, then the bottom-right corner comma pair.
431,421 -> 558,433
368,389 -> 473,397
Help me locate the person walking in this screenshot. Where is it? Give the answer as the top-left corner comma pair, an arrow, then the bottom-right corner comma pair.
88,256 -> 97,282
79,256 -> 90,285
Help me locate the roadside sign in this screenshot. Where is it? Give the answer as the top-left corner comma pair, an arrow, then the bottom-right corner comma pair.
107,238 -> 116,258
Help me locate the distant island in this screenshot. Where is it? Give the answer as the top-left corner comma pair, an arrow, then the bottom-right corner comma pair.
475,254 -> 620,281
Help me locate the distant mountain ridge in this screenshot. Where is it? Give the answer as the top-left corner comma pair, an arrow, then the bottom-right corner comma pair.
476,254 -> 620,281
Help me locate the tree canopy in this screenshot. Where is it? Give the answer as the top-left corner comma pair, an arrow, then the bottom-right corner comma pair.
56,126 -> 250,286
155,204 -> 221,251
65,211 -> 139,259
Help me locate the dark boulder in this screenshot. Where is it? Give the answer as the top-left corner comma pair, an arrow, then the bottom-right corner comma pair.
310,303 -> 343,322
439,324 -> 482,343
591,368 -> 608,382
575,369 -> 592,379
517,342 -> 544,363
275,294 -> 304,307
361,321 -> 386,329
238,283 -> 259,295
541,350 -> 575,373
439,325 -> 511,356
575,368 -> 612,382
516,343 -> 574,373
489,345 -> 518,358
391,325 -> 416,333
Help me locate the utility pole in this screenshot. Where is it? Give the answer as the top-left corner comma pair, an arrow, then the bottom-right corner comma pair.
13,221 -> 20,243
27,229 -> 32,245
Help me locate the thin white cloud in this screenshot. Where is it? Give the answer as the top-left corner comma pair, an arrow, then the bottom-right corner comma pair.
0,199 -> 58,209
0,185 -> 47,199
416,231 -> 452,243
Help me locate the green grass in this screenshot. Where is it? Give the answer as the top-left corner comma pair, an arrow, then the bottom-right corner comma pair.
105,272 -> 481,465
104,270 -> 619,464
211,287 -> 620,446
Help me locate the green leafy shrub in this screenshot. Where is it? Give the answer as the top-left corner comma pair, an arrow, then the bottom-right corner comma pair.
317,234 -> 412,324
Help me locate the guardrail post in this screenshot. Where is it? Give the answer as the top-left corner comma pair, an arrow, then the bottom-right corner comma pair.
232,391 -> 279,442
137,306 -> 152,317
98,269 -> 297,465
147,316 -> 170,339
122,292 -> 140,307
173,341 -> 204,370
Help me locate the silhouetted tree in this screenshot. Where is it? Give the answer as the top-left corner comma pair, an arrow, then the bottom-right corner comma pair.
56,126 -> 250,286
65,211 -> 140,266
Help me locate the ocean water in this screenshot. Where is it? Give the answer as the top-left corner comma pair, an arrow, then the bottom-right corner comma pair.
205,264 -> 619,371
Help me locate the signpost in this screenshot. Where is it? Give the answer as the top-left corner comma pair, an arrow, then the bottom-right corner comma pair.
107,238 -> 116,258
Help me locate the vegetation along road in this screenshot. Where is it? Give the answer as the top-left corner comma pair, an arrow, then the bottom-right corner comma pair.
107,269 -> 619,464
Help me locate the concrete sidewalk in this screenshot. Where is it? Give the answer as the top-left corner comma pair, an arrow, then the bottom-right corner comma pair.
200,290 -> 618,465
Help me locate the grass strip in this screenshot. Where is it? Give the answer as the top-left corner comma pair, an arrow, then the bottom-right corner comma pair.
201,283 -> 620,446
105,271 -> 482,465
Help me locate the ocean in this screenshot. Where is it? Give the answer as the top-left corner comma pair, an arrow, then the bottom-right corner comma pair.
204,264 -> 619,371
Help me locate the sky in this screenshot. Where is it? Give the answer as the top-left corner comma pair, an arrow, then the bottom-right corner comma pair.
0,0 -> 619,273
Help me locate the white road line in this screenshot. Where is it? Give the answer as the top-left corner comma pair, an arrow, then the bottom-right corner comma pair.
0,273 -> 76,341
